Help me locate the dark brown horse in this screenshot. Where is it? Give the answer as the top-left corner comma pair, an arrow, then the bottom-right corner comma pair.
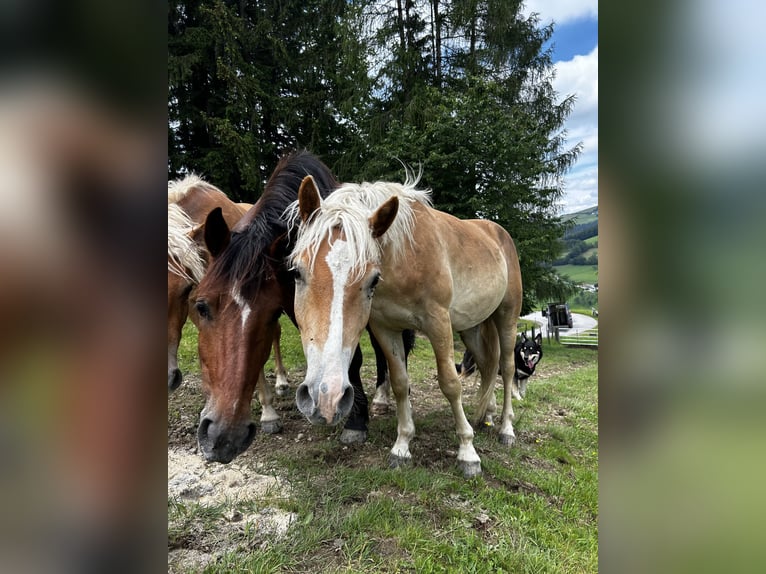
190,151 -> 411,463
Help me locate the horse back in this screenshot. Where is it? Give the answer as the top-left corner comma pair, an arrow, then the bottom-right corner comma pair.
376,204 -> 517,331
177,184 -> 245,229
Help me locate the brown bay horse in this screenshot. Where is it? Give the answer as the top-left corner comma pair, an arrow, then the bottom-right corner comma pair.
167,176 -> 289,398
288,174 -> 523,478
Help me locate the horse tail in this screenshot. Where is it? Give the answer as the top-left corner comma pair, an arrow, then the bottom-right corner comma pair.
472,319 -> 500,425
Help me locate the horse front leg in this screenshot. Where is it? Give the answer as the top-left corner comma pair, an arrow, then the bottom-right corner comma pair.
256,370 -> 282,434
428,316 -> 482,478
340,344 -> 369,444
369,325 -> 414,468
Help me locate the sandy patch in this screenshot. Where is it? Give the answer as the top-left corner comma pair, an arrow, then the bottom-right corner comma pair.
168,448 -> 296,571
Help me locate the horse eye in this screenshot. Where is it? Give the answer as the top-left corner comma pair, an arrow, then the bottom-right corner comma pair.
368,273 -> 381,296
291,267 -> 303,283
195,299 -> 211,320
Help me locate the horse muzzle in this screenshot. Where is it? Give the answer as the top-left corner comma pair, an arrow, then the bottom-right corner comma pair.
295,379 -> 355,426
197,416 -> 256,463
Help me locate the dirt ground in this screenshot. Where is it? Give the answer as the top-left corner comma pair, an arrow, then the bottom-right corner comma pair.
167,355 -> 584,571
168,363 -> 510,477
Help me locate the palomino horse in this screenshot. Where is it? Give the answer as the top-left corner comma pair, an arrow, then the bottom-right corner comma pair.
191,150 -> 412,464
167,176 -> 289,396
288,174 -> 523,478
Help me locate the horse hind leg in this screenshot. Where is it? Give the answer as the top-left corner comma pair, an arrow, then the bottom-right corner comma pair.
460,322 -> 500,430
257,370 -> 283,434
369,326 -> 391,415
493,311 -> 519,446
272,322 -> 290,397
371,328 -> 415,415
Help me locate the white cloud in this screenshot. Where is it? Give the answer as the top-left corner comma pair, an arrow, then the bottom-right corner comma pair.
551,46 -> 598,212
522,0 -> 597,25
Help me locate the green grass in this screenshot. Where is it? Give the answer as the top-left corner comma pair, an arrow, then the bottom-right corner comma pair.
583,235 -> 598,247
170,317 -> 598,573
553,264 -> 598,284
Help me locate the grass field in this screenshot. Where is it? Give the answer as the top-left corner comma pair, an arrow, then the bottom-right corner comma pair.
553,264 -> 598,284
169,318 -> 598,573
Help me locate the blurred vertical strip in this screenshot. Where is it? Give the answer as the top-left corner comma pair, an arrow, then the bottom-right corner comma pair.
0,1 -> 165,573
601,1 -> 766,572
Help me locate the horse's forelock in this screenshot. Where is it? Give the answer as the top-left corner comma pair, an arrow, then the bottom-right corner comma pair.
202,151 -> 338,297
289,180 -> 429,283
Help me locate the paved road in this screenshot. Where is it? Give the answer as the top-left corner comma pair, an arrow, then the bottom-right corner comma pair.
520,311 -> 597,337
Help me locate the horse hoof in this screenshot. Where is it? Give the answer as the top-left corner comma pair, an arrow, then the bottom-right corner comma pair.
261,420 -> 283,434
371,402 -> 389,416
340,429 -> 367,444
388,454 -> 412,469
458,460 -> 482,479
498,433 -> 515,446
275,385 -> 290,397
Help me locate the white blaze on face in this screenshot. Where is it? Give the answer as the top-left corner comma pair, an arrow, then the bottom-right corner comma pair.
325,239 -> 353,353
305,239 -> 354,418
231,286 -> 251,332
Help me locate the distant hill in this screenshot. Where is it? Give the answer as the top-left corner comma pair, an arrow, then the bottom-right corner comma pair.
561,205 -> 598,225
555,205 -> 598,285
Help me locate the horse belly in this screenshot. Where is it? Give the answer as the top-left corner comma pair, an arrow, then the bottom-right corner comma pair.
449,289 -> 505,332
448,259 -> 508,332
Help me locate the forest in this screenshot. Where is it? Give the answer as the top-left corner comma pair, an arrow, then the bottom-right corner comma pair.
168,0 -> 582,311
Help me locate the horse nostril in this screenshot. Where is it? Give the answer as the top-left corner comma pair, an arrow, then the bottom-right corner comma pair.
197,417 -> 212,442
169,368 -> 183,392
296,383 -> 311,402
245,422 -> 257,446
338,384 -> 355,416
295,383 -> 314,416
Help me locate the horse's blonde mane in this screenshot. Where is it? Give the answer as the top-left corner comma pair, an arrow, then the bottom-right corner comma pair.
168,202 -> 206,283
287,171 -> 432,282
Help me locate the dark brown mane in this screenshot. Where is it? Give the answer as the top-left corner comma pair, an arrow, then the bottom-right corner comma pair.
203,150 -> 338,299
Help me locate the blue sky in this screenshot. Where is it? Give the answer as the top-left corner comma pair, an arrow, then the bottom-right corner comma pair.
523,1 -> 598,214
548,17 -> 598,62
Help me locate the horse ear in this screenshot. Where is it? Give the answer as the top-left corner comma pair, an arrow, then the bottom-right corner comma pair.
204,207 -> 230,258
298,175 -> 321,223
369,196 -> 399,239
188,222 -> 205,244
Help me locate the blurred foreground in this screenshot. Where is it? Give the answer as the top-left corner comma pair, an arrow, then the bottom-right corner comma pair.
601,2 -> 766,572
2,1 -> 766,572
0,2 -> 164,573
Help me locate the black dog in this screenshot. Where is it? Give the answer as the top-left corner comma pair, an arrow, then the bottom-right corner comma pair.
456,332 -> 543,399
